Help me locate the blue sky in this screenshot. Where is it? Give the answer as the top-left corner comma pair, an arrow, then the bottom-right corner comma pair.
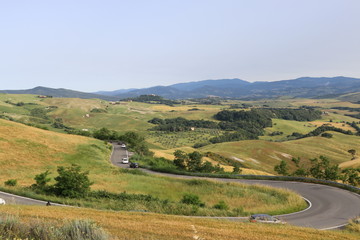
0,0 -> 359,92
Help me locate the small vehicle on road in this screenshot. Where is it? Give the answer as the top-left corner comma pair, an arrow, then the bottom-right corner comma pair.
121,144 -> 126,148
122,157 -> 129,164
249,214 -> 285,224
0,198 -> 5,205
130,162 -> 139,168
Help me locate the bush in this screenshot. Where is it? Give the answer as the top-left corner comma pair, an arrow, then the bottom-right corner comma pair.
321,132 -> 333,138
213,200 -> 229,210
90,108 -> 107,113
54,165 -> 93,198
193,142 -> 209,148
32,170 -> 52,192
4,179 -> 17,186
61,220 -> 109,240
180,193 -> 205,207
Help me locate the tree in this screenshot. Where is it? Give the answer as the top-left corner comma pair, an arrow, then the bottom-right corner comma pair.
348,149 -> 356,160
341,168 -> 360,186
308,156 -> 339,180
54,165 -> 93,198
32,170 -> 52,191
180,193 -> 205,207
187,151 -> 203,172
291,157 -> 301,168
93,127 -> 116,140
321,132 -> 333,138
274,160 -> 288,175
232,164 -> 241,174
173,150 -> 188,170
292,167 -> 308,177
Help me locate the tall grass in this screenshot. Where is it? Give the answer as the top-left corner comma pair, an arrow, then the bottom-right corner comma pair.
2,205 -> 359,240
0,213 -> 109,240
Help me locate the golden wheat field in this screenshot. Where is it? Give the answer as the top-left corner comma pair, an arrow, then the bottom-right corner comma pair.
0,205 -> 357,240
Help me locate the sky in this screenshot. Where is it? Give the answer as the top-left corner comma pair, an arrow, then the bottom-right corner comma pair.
0,0 -> 359,92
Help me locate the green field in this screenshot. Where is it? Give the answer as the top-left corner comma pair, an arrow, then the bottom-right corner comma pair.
0,118 -> 306,216
1,93 -> 360,175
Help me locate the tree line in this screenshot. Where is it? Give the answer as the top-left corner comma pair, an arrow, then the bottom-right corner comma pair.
149,107 -> 322,145
122,95 -> 180,106
92,128 -> 152,156
274,156 -> 360,186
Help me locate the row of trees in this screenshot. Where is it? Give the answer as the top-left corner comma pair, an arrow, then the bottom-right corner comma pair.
288,121 -> 360,140
92,128 -> 152,156
214,108 -> 322,123
173,150 -> 228,173
148,117 -> 218,132
122,95 -> 179,106
274,156 -> 360,186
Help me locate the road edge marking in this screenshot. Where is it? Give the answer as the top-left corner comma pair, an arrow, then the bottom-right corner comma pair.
275,197 -> 312,217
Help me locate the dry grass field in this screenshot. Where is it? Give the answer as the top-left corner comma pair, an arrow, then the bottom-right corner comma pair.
0,205 -> 358,240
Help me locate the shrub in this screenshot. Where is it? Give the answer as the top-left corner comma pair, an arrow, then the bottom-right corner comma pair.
321,132 -> 333,138
213,200 -> 229,210
180,193 -> 205,207
32,170 -> 52,191
61,220 -> 109,240
90,108 -> 107,113
4,179 -> 17,187
54,164 -> 93,198
193,142 -> 209,148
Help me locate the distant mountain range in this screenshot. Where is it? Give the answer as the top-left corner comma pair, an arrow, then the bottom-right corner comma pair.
0,86 -> 118,101
96,76 -> 360,100
2,76 -> 360,100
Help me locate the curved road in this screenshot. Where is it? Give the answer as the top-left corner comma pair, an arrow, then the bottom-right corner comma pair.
0,191 -> 64,206
111,143 -> 360,230
1,144 -> 359,230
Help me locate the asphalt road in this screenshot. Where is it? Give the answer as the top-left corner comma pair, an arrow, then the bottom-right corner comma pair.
111,143 -> 360,230
1,143 -> 359,230
0,191 -> 63,206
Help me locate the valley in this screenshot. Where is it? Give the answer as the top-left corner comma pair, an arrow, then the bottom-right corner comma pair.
0,92 -> 360,239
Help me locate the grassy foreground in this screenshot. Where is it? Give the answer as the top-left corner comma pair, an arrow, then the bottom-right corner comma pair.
0,205 -> 358,240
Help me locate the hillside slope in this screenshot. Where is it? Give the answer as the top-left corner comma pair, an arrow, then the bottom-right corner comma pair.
1,205 -> 358,240
0,86 -> 118,101
199,132 -> 360,174
0,119 -> 306,215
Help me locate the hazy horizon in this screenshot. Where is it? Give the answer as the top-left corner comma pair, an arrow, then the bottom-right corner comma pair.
1,0 -> 359,92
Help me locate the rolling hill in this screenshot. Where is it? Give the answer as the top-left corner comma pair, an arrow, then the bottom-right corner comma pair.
0,86 -> 118,101
111,76 -> 360,99
3,76 -> 360,100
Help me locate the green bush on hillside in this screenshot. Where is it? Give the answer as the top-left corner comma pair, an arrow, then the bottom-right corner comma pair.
4,179 -> 17,187
54,164 -> 93,198
180,193 -> 205,207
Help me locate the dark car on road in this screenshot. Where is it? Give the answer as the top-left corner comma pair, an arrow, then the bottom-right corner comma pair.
130,162 -> 139,168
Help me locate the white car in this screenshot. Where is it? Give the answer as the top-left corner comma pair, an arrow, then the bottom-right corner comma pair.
0,198 -> 5,205
121,144 -> 126,148
122,157 -> 129,164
